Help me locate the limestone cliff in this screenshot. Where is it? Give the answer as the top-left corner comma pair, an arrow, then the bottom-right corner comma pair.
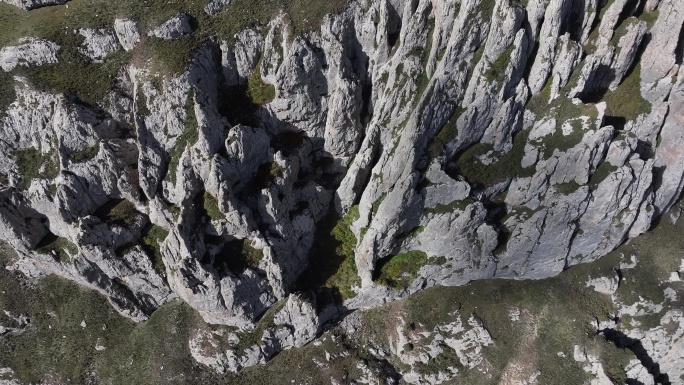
0,0 -> 682,376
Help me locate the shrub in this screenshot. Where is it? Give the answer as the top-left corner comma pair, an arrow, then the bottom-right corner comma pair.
603,63 -> 651,121
375,250 -> 429,289
106,200 -> 140,227
11,147 -> 59,190
246,61 -> 276,105
36,232 -> 78,263
203,191 -> 224,220
68,143 -> 100,163
296,206 -> 361,300
141,224 -> 169,277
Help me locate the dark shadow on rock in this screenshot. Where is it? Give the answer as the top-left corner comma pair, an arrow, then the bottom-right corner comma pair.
600,327 -> 671,384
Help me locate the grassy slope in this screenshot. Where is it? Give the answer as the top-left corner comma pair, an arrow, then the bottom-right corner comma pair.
1,195 -> 683,383
0,0 -> 348,104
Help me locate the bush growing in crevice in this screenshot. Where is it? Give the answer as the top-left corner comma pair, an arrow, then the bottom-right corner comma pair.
68,143 -> 100,163
374,250 -> 428,289
36,232 -> 78,263
202,191 -> 224,220
141,224 -> 169,277
11,147 -> 60,190
451,128 -> 534,188
296,206 -> 361,301
95,199 -> 141,227
208,238 -> 263,276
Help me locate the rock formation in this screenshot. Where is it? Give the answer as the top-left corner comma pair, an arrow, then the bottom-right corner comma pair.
0,0 -> 683,376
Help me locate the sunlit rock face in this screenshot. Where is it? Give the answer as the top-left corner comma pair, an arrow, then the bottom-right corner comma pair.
0,0 -> 683,374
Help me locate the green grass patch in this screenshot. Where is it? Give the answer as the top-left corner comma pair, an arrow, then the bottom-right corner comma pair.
554,181 -> 582,195
375,250 -> 429,289
202,191 -> 224,221
526,78 -> 552,115
0,0 -> 349,104
0,71 -> 16,119
141,224 -> 169,277
476,0 -> 497,17
68,143 -> 100,163
427,106 -> 464,158
484,44 -> 514,82
233,298 -> 286,354
588,162 -> 618,189
246,60 -> 276,105
639,10 -> 659,29
454,128 -> 534,187
11,147 -> 60,190
371,192 -> 387,217
296,206 -> 361,301
215,238 -> 264,274
104,199 -> 141,227
534,120 -> 586,159
35,232 -> 78,263
603,63 -> 651,121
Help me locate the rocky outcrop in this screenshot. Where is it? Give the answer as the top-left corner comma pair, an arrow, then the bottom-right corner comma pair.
0,0 -> 66,9
0,38 -> 59,72
204,0 -> 231,15
0,0 -> 683,374
148,13 -> 194,40
77,28 -> 120,62
114,19 -> 141,51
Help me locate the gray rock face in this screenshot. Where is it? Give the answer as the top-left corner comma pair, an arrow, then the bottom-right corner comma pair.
204,0 -> 231,15
148,13 -> 194,40
1,0 -> 683,374
0,38 -> 59,72
114,19 -> 140,51
0,0 -> 66,9
77,28 -> 120,62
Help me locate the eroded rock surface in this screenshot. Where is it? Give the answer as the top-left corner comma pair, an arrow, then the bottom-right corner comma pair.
0,0 -> 683,375
0,38 -> 59,72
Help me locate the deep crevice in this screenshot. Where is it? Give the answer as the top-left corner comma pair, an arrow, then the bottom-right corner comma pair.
675,24 -> 684,65
600,327 -> 671,384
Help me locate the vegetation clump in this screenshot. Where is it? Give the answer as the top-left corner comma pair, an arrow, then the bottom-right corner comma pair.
203,191 -> 224,220
35,232 -> 78,262
141,224 -> 169,277
11,147 -> 59,190
603,63 -> 651,121
589,162 -> 618,188
246,62 -> 276,105
453,128 -> 534,188
427,106 -> 463,158
484,44 -> 514,82
0,71 -> 16,118
104,199 -> 141,227
0,0 -> 349,106
68,143 -> 99,163
375,250 -> 429,289
214,238 -> 264,274
297,206 -> 361,300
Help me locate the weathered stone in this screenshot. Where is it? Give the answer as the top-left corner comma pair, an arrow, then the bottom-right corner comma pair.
0,38 -> 59,72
